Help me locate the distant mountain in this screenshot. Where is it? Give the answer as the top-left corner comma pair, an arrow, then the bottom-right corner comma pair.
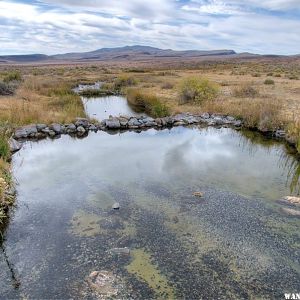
52,45 -> 236,61
0,54 -> 50,63
0,45 -> 237,63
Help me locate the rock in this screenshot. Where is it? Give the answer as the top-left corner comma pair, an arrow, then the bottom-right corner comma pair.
110,247 -> 130,255
281,207 -> 300,217
174,121 -> 185,126
35,132 -> 47,139
118,117 -> 128,127
233,120 -> 242,127
155,118 -> 162,126
89,124 -> 97,131
172,216 -> 179,223
8,138 -> 22,153
49,123 -> 61,134
66,123 -> 76,133
128,118 -> 141,127
112,202 -> 120,210
75,118 -> 89,128
77,126 -> 86,134
14,124 -> 37,139
48,130 -> 56,137
226,116 -> 235,122
105,118 -> 121,129
87,271 -> 120,297
36,124 -> 47,131
283,196 -> 300,206
41,127 -> 50,133
193,192 -> 204,197
275,130 -> 286,138
214,116 -> 225,125
207,120 -> 216,126
201,112 -> 210,119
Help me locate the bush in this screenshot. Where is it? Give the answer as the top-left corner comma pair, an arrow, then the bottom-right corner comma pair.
288,74 -> 299,80
233,84 -> 259,98
114,75 -> 137,91
127,89 -> 170,117
264,79 -> 275,85
178,77 -> 219,104
274,73 -> 281,77
161,82 -> 174,89
3,70 -> 21,83
0,81 -> 14,95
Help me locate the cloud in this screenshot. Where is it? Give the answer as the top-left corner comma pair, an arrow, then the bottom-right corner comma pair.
0,0 -> 299,55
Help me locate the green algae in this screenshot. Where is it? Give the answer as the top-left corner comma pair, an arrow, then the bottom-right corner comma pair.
126,249 -> 175,299
69,210 -> 104,237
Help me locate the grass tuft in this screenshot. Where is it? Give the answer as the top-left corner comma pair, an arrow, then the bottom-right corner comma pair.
127,88 -> 170,117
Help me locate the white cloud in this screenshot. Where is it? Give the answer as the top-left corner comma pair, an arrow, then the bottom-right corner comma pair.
0,0 -> 299,55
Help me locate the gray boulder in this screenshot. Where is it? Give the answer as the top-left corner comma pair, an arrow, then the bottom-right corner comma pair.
105,118 -> 121,129
49,123 -> 62,134
75,118 -> 89,128
89,124 -> 97,131
8,138 -> 22,153
128,118 -> 141,127
66,123 -> 76,133
201,113 -> 210,119
36,124 -> 47,131
14,124 -> 37,139
77,126 -> 86,134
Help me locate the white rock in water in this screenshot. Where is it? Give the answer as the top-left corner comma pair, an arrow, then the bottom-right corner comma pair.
112,202 -> 120,210
283,196 -> 300,205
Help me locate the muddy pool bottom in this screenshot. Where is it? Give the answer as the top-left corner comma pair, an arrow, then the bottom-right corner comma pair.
0,126 -> 299,299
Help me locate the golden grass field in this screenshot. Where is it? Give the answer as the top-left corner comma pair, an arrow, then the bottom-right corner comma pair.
0,58 -> 300,221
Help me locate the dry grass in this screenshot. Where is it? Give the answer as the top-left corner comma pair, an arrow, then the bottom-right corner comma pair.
0,59 -> 299,146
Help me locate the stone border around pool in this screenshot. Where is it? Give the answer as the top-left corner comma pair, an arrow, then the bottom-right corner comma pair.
9,112 -> 289,153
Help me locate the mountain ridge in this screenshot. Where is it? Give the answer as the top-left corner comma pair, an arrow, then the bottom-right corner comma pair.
0,45 -> 294,63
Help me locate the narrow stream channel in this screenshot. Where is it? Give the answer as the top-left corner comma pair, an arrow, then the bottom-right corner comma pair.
82,95 -> 145,121
0,96 -> 299,299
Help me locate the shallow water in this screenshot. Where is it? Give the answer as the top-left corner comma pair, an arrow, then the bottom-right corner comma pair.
82,95 -> 145,121
1,126 -> 300,299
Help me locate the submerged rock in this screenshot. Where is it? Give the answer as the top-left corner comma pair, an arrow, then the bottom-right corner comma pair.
193,192 -> 204,197
281,207 -> 300,217
110,247 -> 130,255
87,271 -> 120,297
8,138 -> 22,153
282,196 -> 300,206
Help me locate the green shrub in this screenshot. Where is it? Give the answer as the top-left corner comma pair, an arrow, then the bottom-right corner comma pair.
274,73 -> 281,77
233,84 -> 259,98
267,72 -> 273,76
114,75 -> 137,91
0,81 -> 14,96
3,70 -> 21,83
178,77 -> 219,104
264,79 -> 275,85
127,89 -> 170,117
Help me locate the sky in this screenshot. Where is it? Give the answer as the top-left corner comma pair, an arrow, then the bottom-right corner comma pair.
0,0 -> 300,55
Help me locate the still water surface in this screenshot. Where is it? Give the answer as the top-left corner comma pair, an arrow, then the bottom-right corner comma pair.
82,95 -> 145,121
0,125 -> 299,299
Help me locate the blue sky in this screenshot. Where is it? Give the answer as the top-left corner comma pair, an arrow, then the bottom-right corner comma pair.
0,0 -> 299,55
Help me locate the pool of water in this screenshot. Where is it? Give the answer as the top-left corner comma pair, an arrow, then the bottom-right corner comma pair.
0,126 -> 299,299
82,95 -> 145,121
